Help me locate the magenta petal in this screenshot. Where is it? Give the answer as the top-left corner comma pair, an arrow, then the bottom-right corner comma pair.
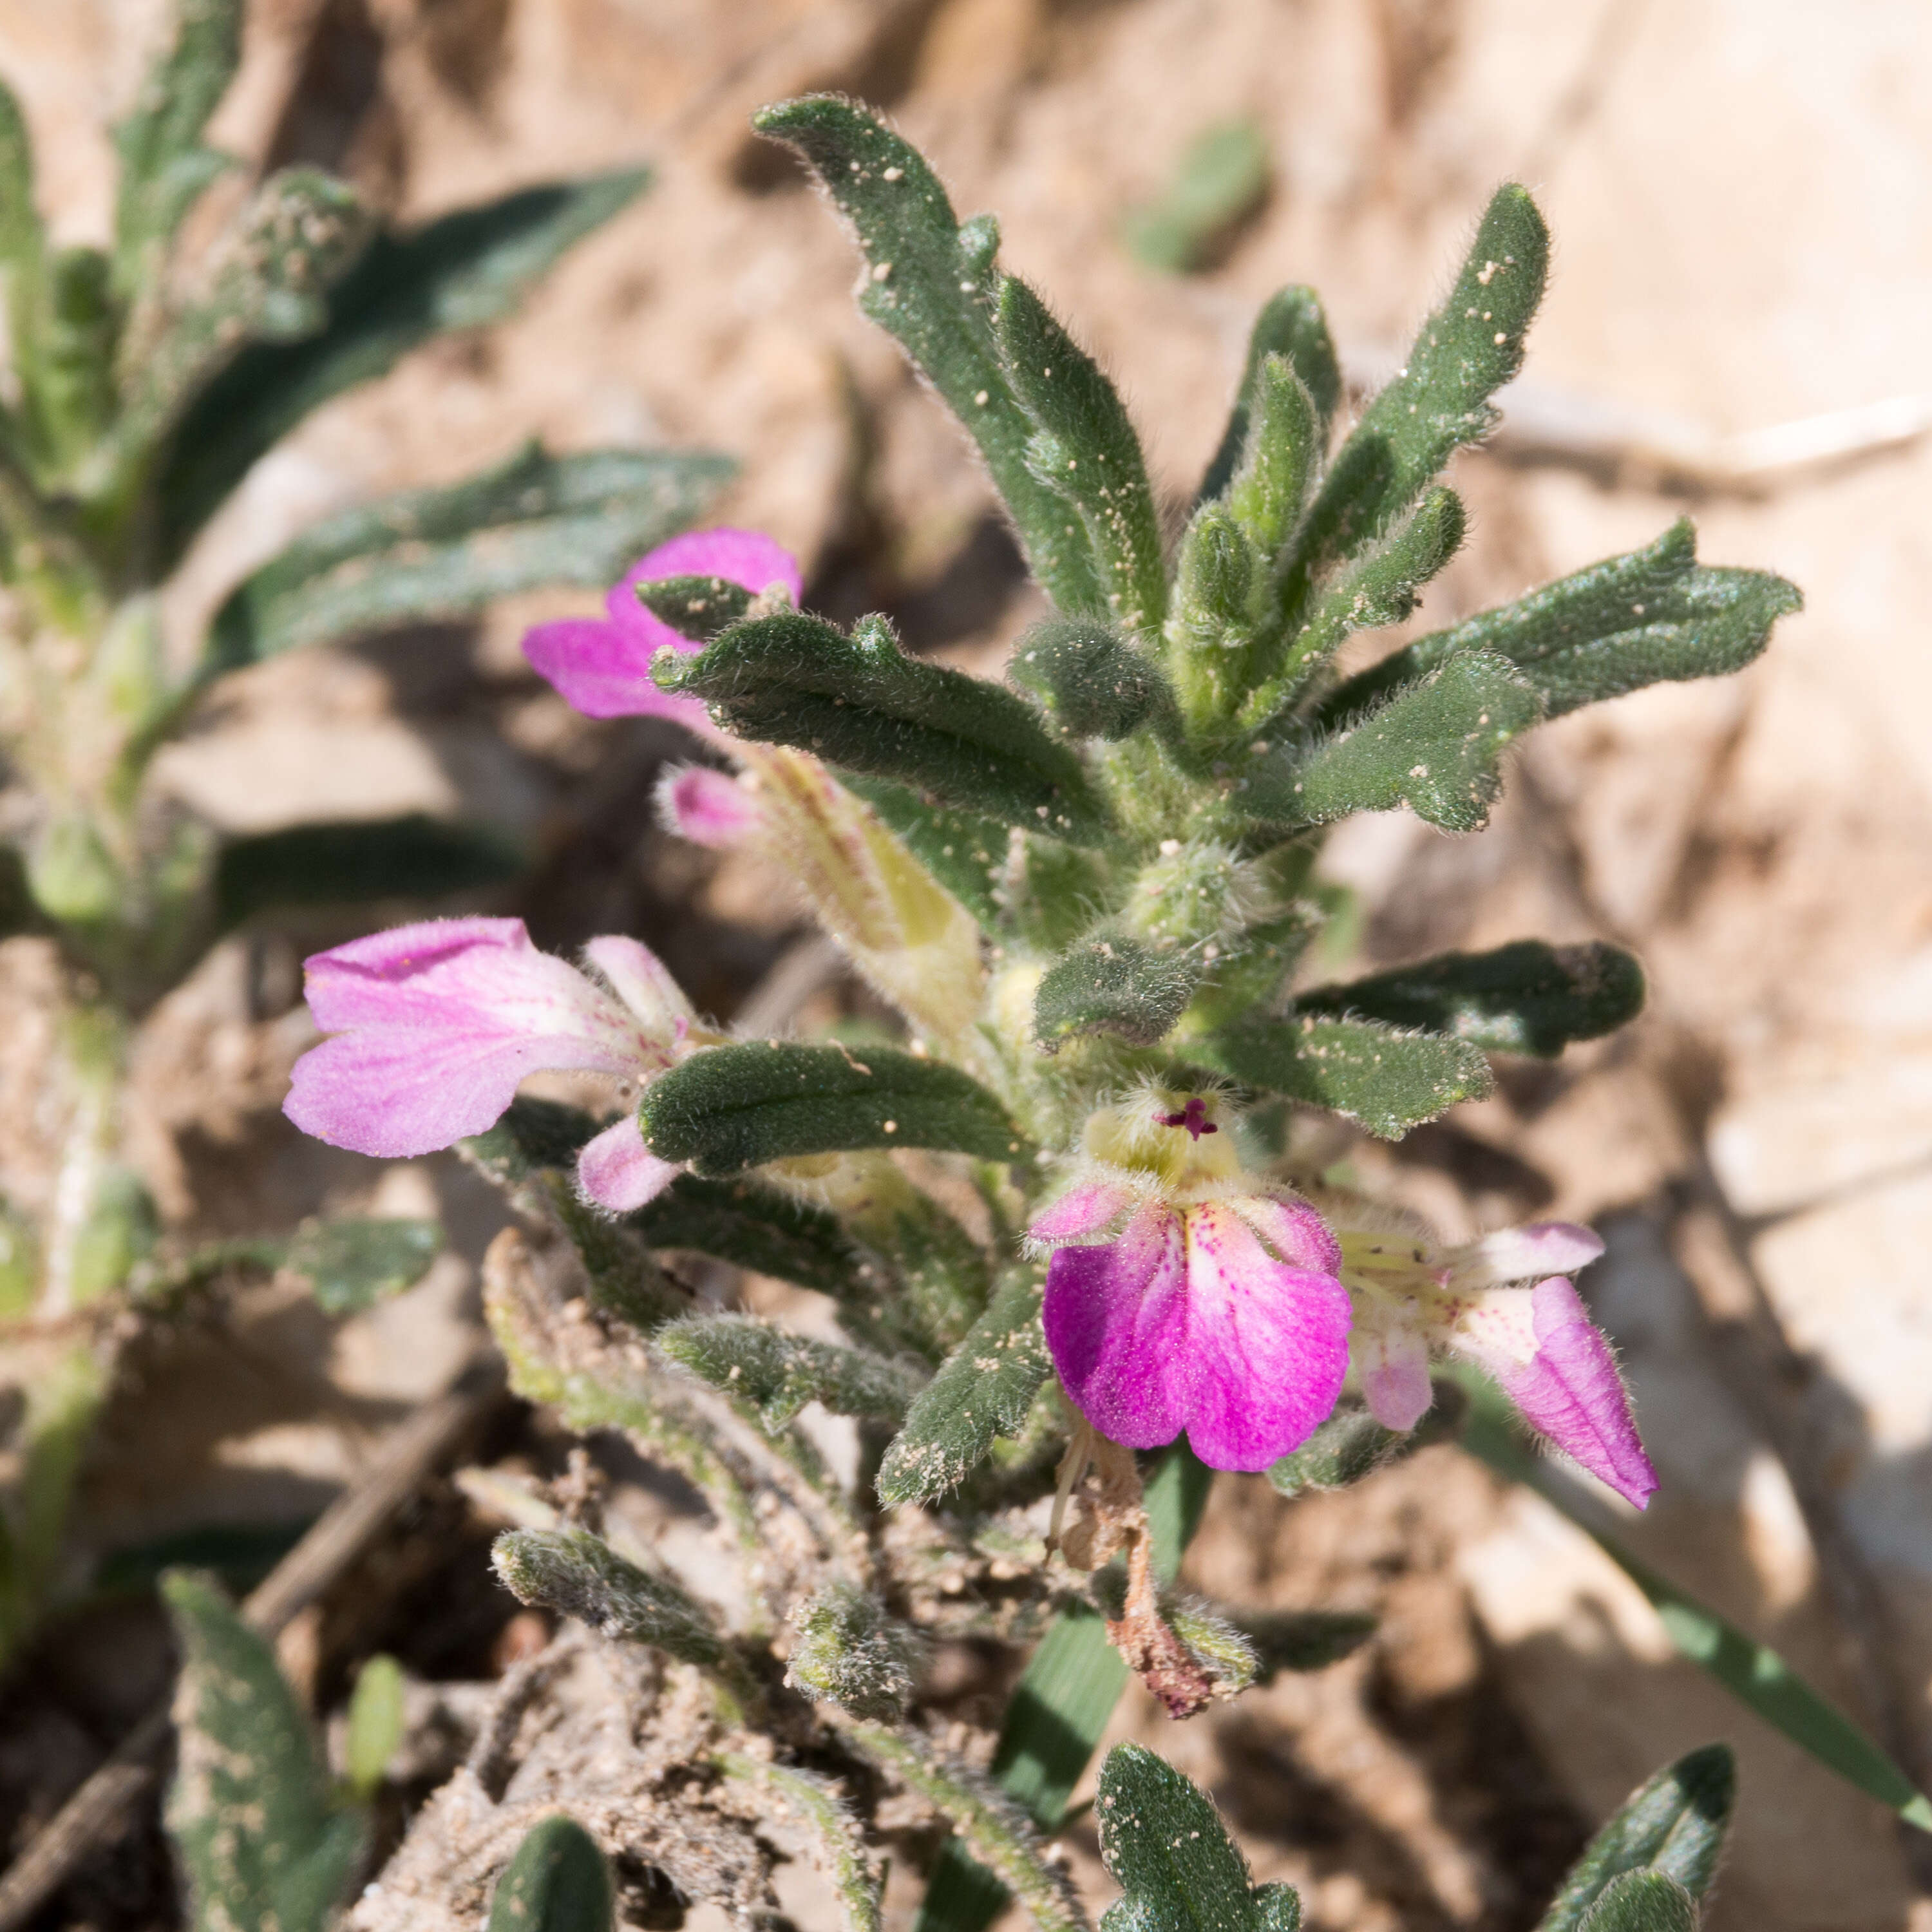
1043,1205 -> 1188,1452
1499,1278 -> 1658,1509
658,765 -> 763,849
522,614 -> 714,726
1356,1324 -> 1433,1432
582,934 -> 690,1049
1227,1191 -> 1342,1274
1179,1205 -> 1352,1471
609,527 -> 802,649
577,1116 -> 681,1212
1456,1220 -> 1605,1287
1029,1179 -> 1137,1245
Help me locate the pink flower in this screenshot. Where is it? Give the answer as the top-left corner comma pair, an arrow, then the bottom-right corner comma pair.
522,529 -> 800,726
283,916 -> 698,1211
1030,1092 -> 1352,1472
1338,1213 -> 1657,1508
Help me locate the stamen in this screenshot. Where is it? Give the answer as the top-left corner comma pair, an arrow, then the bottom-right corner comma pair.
1157,1095 -> 1217,1140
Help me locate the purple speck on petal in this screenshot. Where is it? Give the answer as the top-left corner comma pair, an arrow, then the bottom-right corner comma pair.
658,765 -> 763,849
1456,1220 -> 1605,1287
577,1115 -> 681,1212
581,934 -> 692,1052
1355,1324 -> 1433,1432
1498,1277 -> 1658,1509
285,917 -> 645,1159
1028,1178 -> 1136,1245
1178,1204 -> 1352,1471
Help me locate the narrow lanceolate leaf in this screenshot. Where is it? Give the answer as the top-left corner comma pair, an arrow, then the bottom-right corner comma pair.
1577,1874 -> 1698,1932
207,442 -> 728,672
281,1216 -> 441,1314
1225,355 -> 1321,559
839,774 -> 1008,929
487,1815 -> 615,1932
1538,1747 -> 1736,1932
1242,650 -> 1541,834
657,1314 -> 920,1432
1243,486 -> 1465,724
0,79 -> 46,346
1296,940 -> 1645,1057
997,274 -> 1167,636
786,1582 -> 927,1721
752,97 -> 1101,614
662,610 -> 1110,842
1034,931 -> 1198,1050
1319,518 -> 1802,726
215,814 -> 524,928
1009,616 -> 1176,743
1095,1742 -> 1302,1932
162,1570 -> 364,1932
634,573 -> 759,642
111,0 -> 242,295
1198,286 -> 1341,507
1267,1384 -> 1464,1494
630,1173 -> 880,1302
1202,1014 -> 1493,1139
492,1528 -> 729,1672
876,1269 -> 1049,1506
158,168 -> 652,562
715,1754 -> 883,1932
1297,183 -> 1548,570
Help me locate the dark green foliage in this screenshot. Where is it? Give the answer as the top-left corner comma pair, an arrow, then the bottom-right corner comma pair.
158,167 -> 651,561
1321,518 -> 1801,725
787,1582 -> 927,1719
1009,616 -> 1175,742
1094,1743 -> 1302,1932
488,1815 -> 615,1932
661,609 -> 1110,842
1170,505 -> 1259,663
1034,931 -> 1198,1049
1296,940 -> 1645,1057
1006,837 -> 1115,954
634,573 -> 759,642
462,1096 -> 598,1187
492,1528 -> 727,1671
111,0 -> 241,298
1296,183 -> 1546,572
1225,357 -> 1321,558
751,97 -> 1101,612
1244,650 -> 1542,833
282,1216 -> 441,1315
996,274 -> 1167,636
1121,122 -> 1269,276
161,1569 -> 364,1932
876,1269 -> 1050,1505
1202,1014 -> 1493,1139
629,1173 -> 878,1301
207,442 -> 728,671
1578,1875 -> 1698,1932
0,79 -> 41,308
1198,287 -> 1340,507
1537,1747 -> 1735,1932
640,1042 -> 1028,1175
1266,1384 -> 1465,1494
214,815 -> 524,927
657,1313 -> 920,1431
840,775 -> 1008,928
1235,1611 -> 1378,1680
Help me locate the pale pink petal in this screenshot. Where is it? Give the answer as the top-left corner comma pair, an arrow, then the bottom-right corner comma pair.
582,934 -> 692,1053
1495,1278 -> 1657,1509
577,1115 -> 681,1213
285,918 -> 646,1158
608,528 -> 802,647
1450,1220 -> 1605,1289
1353,1323 -> 1433,1431
1179,1204 -> 1352,1470
521,614 -> 715,727
1227,1191 -> 1342,1274
1028,1179 -> 1137,1245
1043,1204 -> 1188,1451
657,765 -> 764,849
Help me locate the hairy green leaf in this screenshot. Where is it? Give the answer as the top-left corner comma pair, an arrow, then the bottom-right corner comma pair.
281,1216 -> 441,1314
1539,1747 -> 1735,1932
657,1313 -> 920,1432
714,1754 -> 882,1932
462,1095 -> 598,1186
1578,1873 -> 1698,1932
633,573 -> 757,642
162,1569 -> 364,1932
158,168 -> 651,562
787,1582 -> 927,1720
492,1528 -> 728,1672
1009,615 -> 1175,743
1201,1013 -> 1493,1139
0,80 -> 46,374
876,1269 -> 1048,1506
1267,1384 -> 1465,1494
1034,930 -> 1198,1049
1224,355 -> 1321,560
207,441 -> 727,671
661,609 -> 1110,842
1199,287 -> 1340,508
487,1814 -> 615,1932
1320,518 -> 1801,726
641,1041 -> 1027,1175
1242,649 -> 1541,834
997,274 -> 1166,636
1296,940 -> 1644,1057
752,97 -> 1101,613
630,1172 -> 879,1300
215,814 -> 524,927
838,773 -> 1009,929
